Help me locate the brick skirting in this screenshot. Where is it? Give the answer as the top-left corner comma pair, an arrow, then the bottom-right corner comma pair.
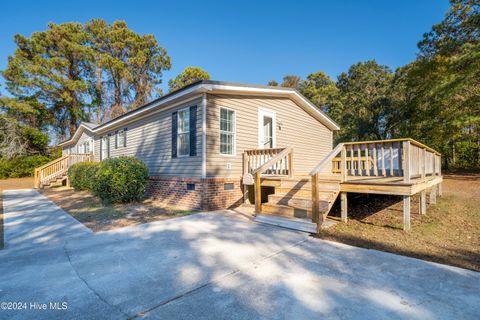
145,176 -> 244,211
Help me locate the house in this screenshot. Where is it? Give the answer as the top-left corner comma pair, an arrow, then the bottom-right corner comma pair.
56,80 -> 339,211
39,80 -> 442,233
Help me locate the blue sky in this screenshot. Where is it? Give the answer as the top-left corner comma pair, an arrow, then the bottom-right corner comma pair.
0,0 -> 450,93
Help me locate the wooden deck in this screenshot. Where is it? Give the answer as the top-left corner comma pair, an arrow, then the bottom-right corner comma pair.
245,138 -> 443,233
340,175 -> 443,196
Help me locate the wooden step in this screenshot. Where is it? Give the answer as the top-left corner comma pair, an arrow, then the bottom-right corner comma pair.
268,193 -> 332,208
262,203 -> 311,219
262,203 -> 330,219
254,214 -> 317,233
276,182 -> 340,193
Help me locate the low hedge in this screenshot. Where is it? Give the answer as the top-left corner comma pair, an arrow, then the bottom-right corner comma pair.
92,157 -> 149,203
68,162 -> 99,191
0,155 -> 53,179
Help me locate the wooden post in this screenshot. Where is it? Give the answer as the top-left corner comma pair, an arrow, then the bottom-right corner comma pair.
288,150 -> 294,178
421,148 -> 426,182
419,191 -> 426,215
34,169 -> 39,189
389,143 -> 394,176
430,185 -> 437,204
311,172 -> 319,224
341,192 -> 348,223
340,146 -> 347,182
402,141 -> 411,183
403,196 -> 411,231
381,144 -> 386,176
438,183 -> 443,197
357,145 -> 362,176
365,145 -> 370,176
254,172 -> 261,214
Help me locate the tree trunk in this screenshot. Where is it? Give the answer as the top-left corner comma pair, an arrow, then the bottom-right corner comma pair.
96,67 -> 103,124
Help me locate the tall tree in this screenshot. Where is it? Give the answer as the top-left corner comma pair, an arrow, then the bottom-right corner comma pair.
2,22 -> 93,138
168,67 -> 210,92
86,19 -> 171,119
405,0 -> 480,167
335,61 -> 396,141
281,75 -> 301,89
298,71 -> 339,114
267,80 -> 279,86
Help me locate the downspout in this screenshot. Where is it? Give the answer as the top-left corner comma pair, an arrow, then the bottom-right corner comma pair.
201,93 -> 207,179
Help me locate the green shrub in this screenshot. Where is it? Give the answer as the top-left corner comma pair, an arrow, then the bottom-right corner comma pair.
92,157 -> 149,203
68,162 -> 99,191
0,159 -> 13,179
0,155 -> 53,179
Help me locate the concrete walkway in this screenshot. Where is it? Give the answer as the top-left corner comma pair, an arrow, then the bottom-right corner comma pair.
1,190 -> 479,319
3,189 -> 92,250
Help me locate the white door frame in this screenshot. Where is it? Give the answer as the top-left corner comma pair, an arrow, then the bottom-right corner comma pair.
258,108 -> 276,149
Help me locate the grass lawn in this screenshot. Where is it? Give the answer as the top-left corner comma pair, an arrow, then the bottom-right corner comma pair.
40,187 -> 195,232
320,174 -> 480,271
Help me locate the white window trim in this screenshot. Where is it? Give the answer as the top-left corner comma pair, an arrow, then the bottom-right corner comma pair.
117,129 -> 126,148
177,107 -> 191,158
258,108 -> 276,149
219,106 -> 236,156
101,136 -> 109,160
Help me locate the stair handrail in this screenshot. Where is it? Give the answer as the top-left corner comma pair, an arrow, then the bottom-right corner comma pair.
34,153 -> 94,188
309,143 -> 345,177
251,146 -> 293,176
35,154 -> 69,172
251,146 -> 293,213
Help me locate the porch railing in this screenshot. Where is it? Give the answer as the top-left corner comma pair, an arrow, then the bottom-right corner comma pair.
34,153 -> 94,188
328,138 -> 441,182
243,147 -> 293,177
309,138 -> 441,229
243,147 -> 294,213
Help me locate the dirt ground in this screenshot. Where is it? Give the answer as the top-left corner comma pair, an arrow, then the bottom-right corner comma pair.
321,174 -> 480,271
40,187 -> 194,232
0,177 -> 33,191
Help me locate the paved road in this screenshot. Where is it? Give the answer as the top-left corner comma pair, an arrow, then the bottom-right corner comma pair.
1,190 -> 479,319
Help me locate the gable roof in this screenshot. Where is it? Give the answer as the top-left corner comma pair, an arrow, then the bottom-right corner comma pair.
58,80 -> 340,147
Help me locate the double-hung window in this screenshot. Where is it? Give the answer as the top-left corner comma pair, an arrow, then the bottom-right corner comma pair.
177,108 -> 190,157
116,129 -> 127,148
220,108 -> 235,155
101,136 -> 109,160
84,140 -> 89,153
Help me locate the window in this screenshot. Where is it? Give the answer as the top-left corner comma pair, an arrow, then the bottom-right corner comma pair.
186,183 -> 195,191
224,183 -> 234,190
101,136 -> 109,160
177,108 -> 190,156
84,139 -> 91,154
220,108 -> 235,155
116,129 -> 127,148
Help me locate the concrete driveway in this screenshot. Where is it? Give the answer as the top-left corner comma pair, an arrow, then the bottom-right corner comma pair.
1,190 -> 479,319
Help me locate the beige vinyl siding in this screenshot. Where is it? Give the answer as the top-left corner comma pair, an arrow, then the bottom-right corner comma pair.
206,94 -> 333,177
94,97 -> 203,177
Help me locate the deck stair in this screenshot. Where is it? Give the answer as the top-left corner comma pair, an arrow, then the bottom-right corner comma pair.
34,153 -> 93,189
254,175 -> 341,232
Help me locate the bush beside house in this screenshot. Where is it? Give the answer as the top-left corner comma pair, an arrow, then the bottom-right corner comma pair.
68,157 -> 149,203
0,155 -> 53,179
68,162 -> 99,191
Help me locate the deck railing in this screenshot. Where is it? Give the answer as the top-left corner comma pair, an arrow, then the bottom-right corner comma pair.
34,153 -> 94,188
328,139 -> 441,183
309,138 -> 441,230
